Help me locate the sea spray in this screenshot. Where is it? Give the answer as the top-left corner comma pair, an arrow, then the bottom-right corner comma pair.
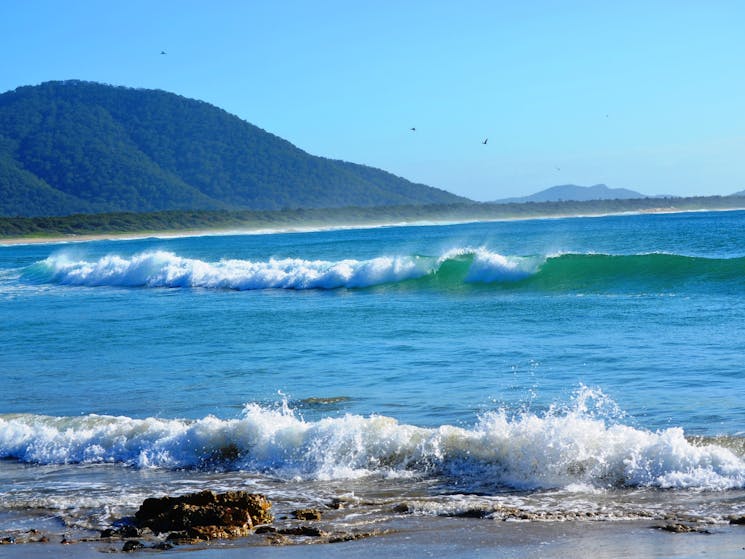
2,388 -> 743,491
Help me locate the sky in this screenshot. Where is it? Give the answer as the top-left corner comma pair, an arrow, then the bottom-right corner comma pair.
1,0 -> 744,201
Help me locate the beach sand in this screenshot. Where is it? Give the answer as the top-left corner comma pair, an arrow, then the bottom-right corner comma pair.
3,518 -> 743,559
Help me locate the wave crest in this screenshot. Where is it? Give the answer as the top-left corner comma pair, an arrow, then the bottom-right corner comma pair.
2,394 -> 743,491
22,249 -> 745,292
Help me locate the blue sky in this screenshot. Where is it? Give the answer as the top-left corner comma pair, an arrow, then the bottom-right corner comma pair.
1,0 -> 744,200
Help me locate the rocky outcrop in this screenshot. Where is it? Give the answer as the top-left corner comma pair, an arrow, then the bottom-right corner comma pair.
133,490 -> 272,541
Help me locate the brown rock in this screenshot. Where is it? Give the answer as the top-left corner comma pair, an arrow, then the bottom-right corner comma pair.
655,523 -> 711,534
292,508 -> 322,521
328,531 -> 376,543
266,533 -> 292,545
134,490 -> 272,540
185,525 -> 251,540
278,526 -> 327,537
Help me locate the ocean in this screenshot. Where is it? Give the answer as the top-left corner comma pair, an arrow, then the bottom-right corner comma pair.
1,210 -> 744,550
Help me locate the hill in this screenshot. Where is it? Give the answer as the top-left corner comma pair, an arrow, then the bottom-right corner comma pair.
495,183 -> 648,203
0,81 -> 466,217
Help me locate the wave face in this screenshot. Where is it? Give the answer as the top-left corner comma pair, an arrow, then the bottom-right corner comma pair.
23,249 -> 745,292
2,390 -> 744,491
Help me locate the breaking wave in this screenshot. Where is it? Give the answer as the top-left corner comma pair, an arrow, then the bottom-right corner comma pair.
22,249 -> 745,292
2,389 -> 743,491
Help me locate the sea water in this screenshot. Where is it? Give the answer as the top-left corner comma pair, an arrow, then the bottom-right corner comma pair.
1,210 -> 744,536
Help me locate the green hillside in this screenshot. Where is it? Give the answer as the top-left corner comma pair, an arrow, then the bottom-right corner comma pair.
0,81 -> 466,217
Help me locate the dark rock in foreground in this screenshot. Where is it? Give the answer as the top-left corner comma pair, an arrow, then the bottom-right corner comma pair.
122,540 -> 144,552
134,490 -> 273,541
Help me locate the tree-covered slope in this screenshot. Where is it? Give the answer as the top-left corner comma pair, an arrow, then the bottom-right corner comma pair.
0,81 -> 466,216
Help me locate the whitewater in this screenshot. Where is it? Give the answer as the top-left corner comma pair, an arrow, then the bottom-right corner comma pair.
2,210 -> 745,543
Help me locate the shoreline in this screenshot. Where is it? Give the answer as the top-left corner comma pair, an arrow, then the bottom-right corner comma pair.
2,518 -> 744,559
2,205 -> 744,247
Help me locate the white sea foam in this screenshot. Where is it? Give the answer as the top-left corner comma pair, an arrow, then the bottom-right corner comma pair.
1,394 -> 743,491
458,248 -> 541,283
30,248 -> 540,290
34,250 -> 432,289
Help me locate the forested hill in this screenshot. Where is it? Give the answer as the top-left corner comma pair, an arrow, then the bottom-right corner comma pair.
0,81 -> 466,217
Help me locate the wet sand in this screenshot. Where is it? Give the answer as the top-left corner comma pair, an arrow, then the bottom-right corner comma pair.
3,518 -> 743,559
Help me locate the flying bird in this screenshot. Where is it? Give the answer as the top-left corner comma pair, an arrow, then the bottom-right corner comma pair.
160,50 -> 167,55
482,138 -> 488,145
410,127 -> 416,131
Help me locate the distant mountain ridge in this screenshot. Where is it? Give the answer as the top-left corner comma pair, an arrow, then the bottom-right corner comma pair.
495,184 -> 648,203
0,81 -> 467,217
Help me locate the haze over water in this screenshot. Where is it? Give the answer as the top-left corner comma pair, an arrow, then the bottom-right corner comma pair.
1,211 -> 744,539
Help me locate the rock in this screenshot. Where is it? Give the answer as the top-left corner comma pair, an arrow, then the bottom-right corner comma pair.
122,540 -> 144,552
165,531 -> 195,544
1,536 -> 15,544
101,525 -> 140,539
254,526 -> 277,534
328,531 -> 376,543
134,490 -> 272,540
655,523 -> 711,534
292,508 -> 322,521
277,526 -> 327,537
452,508 -> 489,518
266,533 -> 291,545
185,525 -> 251,540
729,515 -> 745,525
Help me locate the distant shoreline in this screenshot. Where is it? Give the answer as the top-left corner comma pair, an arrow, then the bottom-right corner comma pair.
2,198 -> 745,246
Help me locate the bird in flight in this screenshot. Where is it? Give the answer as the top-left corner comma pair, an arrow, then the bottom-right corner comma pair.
482,138 -> 488,145
410,127 -> 416,131
160,50 -> 167,55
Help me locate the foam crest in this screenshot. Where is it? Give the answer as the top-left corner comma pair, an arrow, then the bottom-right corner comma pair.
34,250 -> 432,290
2,392 -> 743,491
462,249 -> 542,283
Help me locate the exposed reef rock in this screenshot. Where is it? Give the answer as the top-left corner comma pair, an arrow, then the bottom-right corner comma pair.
133,490 -> 273,541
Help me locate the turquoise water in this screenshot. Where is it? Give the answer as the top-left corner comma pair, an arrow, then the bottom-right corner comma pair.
1,211 -> 744,533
